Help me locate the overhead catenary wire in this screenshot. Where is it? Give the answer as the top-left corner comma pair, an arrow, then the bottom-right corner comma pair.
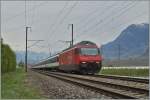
61,1 -> 121,43
27,39 -> 44,48
3,1 -> 47,34
110,12 -> 147,32
91,1 -> 139,34
26,1 -> 67,32
73,2 -> 107,25
58,1 -> 78,25
30,1 -> 37,26
75,1 -> 136,38
74,1 -> 130,38
45,1 -> 69,38
75,1 -> 137,39
75,1 -> 119,33
37,1 -> 70,51
4,1 -> 48,24
47,1 -> 78,39
48,3 -> 136,51
31,40 -> 62,54
114,13 -> 147,51
46,1 -> 78,48
29,1 -> 49,27
27,41 -> 40,48
76,10 -> 146,43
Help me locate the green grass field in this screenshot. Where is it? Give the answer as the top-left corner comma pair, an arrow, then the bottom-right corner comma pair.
100,68 -> 149,77
1,68 -> 43,99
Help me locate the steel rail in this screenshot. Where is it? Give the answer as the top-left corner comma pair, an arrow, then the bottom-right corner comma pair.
33,70 -> 148,99
50,72 -> 149,93
92,74 -> 149,84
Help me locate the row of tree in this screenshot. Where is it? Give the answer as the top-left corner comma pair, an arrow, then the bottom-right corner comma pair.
1,39 -> 17,73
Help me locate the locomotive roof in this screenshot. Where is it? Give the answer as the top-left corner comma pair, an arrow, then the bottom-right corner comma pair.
75,41 -> 96,45
62,41 -> 96,52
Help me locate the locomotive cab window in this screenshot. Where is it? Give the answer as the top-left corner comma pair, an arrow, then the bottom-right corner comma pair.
80,48 -> 99,55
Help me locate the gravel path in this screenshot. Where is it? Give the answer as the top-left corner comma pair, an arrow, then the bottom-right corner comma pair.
27,70 -> 112,99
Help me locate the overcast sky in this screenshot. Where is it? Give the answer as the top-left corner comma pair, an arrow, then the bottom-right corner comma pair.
1,1 -> 149,54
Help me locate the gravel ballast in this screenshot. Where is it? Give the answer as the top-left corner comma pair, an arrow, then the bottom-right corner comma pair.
27,70 -> 112,99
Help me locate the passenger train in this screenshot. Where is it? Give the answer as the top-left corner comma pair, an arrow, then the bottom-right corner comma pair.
32,41 -> 102,74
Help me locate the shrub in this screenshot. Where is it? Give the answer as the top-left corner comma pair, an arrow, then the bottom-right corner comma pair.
1,42 -> 16,73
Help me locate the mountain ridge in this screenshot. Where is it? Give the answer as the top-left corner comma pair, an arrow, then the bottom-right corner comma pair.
102,23 -> 149,60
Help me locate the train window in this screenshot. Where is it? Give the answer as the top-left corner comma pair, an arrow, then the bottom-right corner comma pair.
80,48 -> 99,55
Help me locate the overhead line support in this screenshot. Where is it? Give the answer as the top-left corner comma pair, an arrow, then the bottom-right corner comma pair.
25,26 -> 31,72
72,24 -> 73,46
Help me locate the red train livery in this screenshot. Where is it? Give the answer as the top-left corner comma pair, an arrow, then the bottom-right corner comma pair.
59,41 -> 102,74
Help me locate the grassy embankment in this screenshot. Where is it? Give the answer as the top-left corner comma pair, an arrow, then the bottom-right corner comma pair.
100,68 -> 149,77
1,68 -> 43,99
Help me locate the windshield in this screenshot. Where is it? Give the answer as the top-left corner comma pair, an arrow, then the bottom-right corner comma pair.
80,48 -> 99,55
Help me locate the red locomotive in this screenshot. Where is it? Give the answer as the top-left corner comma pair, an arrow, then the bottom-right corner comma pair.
32,41 -> 102,74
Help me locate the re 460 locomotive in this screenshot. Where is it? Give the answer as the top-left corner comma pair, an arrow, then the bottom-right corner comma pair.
32,41 -> 102,74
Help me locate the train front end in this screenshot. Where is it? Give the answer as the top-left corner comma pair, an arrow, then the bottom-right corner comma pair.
76,42 -> 102,74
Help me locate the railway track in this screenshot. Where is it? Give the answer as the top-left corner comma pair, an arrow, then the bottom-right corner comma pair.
33,70 -> 149,99
92,74 -> 149,84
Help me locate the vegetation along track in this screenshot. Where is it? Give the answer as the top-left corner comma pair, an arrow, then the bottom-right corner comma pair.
33,70 -> 149,99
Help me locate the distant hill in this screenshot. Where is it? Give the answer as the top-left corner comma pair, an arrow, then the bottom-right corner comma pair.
101,23 -> 149,66
140,47 -> 149,59
102,23 -> 149,66
15,51 -> 49,64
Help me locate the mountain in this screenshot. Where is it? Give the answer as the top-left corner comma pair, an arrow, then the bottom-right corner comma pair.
101,23 -> 149,66
140,47 -> 149,59
15,51 -> 49,64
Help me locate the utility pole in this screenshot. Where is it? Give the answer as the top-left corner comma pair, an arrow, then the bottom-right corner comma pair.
49,47 -> 51,56
68,24 -> 74,47
118,44 -> 120,66
25,26 -> 31,72
71,24 -> 73,46
101,44 -> 103,56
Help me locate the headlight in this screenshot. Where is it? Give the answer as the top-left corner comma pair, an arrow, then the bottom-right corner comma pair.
82,62 -> 86,63
96,62 -> 99,63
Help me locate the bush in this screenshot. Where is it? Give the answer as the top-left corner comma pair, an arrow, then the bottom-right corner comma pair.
1,42 -> 16,73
